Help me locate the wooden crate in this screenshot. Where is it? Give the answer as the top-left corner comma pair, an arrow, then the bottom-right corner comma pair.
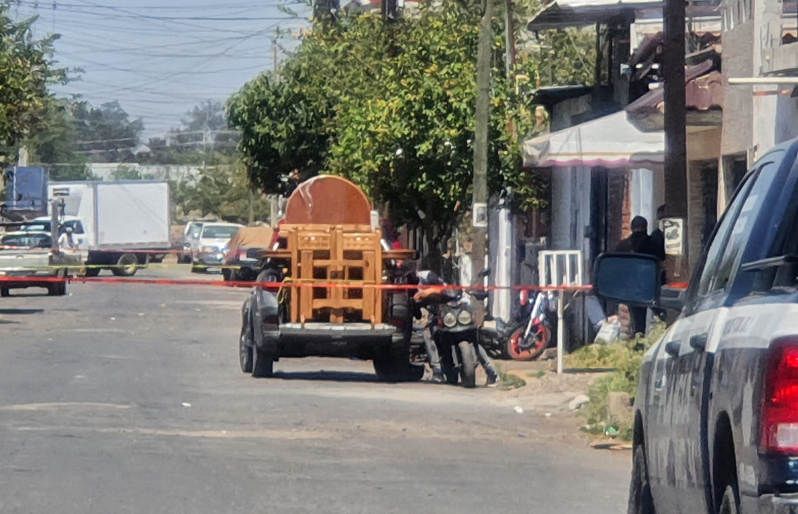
281,224 -> 384,325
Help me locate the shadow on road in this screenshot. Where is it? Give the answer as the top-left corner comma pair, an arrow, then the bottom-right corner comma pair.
270,370 -> 382,383
0,308 -> 45,315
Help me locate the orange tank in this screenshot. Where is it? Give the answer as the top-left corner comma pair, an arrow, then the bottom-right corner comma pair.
283,175 -> 371,225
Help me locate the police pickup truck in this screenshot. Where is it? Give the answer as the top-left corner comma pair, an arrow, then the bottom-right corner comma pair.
594,138 -> 798,514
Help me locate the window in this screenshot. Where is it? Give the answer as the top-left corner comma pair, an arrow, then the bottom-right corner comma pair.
64,220 -> 85,235
202,225 -> 239,239
698,156 -> 782,296
1,233 -> 52,248
697,174 -> 754,296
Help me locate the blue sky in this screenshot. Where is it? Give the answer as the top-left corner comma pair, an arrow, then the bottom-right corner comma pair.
13,0 -> 310,138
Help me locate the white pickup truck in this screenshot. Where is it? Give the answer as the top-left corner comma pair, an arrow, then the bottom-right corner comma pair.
0,230 -> 82,297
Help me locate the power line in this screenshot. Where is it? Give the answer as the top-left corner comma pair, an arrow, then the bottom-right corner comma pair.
17,1 -> 305,11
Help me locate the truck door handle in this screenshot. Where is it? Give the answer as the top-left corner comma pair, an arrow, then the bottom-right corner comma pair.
690,333 -> 708,352
665,341 -> 680,358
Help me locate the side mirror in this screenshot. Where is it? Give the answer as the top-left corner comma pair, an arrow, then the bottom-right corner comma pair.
593,253 -> 661,307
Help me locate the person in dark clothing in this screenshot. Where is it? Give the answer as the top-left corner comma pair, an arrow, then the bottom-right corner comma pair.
615,216 -> 654,335
648,206 -> 668,321
649,205 -> 667,264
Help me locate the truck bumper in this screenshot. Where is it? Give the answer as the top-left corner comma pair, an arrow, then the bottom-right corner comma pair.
196,253 -> 225,267
258,322 -> 401,358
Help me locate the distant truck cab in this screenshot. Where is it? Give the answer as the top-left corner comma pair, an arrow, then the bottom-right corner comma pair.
238,175 -> 423,381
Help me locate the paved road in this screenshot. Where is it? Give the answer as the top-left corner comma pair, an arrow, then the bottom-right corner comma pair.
0,266 -> 630,514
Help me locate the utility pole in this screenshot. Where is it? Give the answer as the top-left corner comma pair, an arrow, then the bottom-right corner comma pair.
504,0 -> 515,80
272,40 -> 279,81
472,0 -> 493,319
663,0 -> 688,275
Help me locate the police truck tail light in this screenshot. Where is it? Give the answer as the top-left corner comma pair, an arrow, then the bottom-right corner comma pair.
761,339 -> 798,454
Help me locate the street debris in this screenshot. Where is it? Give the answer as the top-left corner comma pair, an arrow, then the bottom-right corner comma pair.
181,402 -> 192,408
568,394 -> 590,411
514,406 -> 524,414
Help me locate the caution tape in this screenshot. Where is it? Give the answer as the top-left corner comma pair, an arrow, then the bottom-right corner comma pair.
0,274 -> 594,292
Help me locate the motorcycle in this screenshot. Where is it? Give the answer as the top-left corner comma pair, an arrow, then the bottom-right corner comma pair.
504,289 -> 556,361
414,270 -> 489,388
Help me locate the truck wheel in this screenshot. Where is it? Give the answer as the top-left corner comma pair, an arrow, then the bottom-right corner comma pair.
251,347 -> 274,378
222,269 -> 232,282
628,445 -> 654,514
85,267 -> 101,277
0,287 -> 9,297
111,254 -> 138,277
373,356 -> 394,381
239,324 -> 254,373
373,345 -> 424,382
457,341 -> 477,388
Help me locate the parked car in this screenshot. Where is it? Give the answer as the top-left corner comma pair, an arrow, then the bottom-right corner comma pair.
180,220 -> 215,264
593,138 -> 798,514
191,222 -> 242,273
0,231 -> 81,297
222,226 -> 274,282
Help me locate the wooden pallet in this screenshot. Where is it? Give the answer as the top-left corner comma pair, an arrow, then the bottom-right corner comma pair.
279,224 -> 383,325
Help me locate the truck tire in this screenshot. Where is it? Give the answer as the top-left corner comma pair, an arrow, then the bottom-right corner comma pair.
373,345 -> 424,382
457,341 -> 477,388
0,287 -> 9,297
111,254 -> 138,277
239,322 -> 254,373
85,267 -> 101,277
222,268 -> 232,282
251,347 -> 274,378
628,445 -> 654,514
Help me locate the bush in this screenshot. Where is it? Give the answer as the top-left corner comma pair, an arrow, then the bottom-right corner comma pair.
579,322 -> 667,440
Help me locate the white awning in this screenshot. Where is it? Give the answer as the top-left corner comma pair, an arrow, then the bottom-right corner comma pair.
527,0 -> 661,30
523,111 -> 664,169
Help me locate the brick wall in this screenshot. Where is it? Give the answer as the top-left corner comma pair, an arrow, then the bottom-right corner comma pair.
607,169 -> 632,251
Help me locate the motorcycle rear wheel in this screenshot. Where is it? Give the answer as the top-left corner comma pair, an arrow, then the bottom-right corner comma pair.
506,323 -> 550,361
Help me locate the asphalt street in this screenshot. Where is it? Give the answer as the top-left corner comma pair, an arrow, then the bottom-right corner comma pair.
0,265 -> 630,514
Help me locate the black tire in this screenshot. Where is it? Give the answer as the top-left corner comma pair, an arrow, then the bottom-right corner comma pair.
0,287 -> 9,297
55,281 -> 67,296
373,356 -> 394,381
111,254 -> 138,277
373,345 -> 425,382
239,320 -> 253,373
84,267 -> 101,277
457,341 -> 477,388
251,347 -> 274,378
47,284 -> 58,296
222,268 -> 232,282
628,445 -> 655,514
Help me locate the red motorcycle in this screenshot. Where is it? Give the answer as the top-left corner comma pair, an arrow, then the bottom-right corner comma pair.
505,289 -> 556,361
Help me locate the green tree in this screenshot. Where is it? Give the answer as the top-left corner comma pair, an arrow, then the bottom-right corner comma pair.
0,7 -> 67,163
172,164 -> 271,225
27,98 -> 92,181
141,101 -> 239,166
229,1 -> 545,246
71,100 -> 144,163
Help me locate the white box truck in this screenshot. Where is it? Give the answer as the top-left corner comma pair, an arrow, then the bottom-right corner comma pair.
43,181 -> 172,277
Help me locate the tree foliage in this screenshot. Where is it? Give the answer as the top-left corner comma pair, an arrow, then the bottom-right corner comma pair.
229,0 -> 595,246
27,98 -> 91,181
0,7 -> 66,163
70,100 -> 144,163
